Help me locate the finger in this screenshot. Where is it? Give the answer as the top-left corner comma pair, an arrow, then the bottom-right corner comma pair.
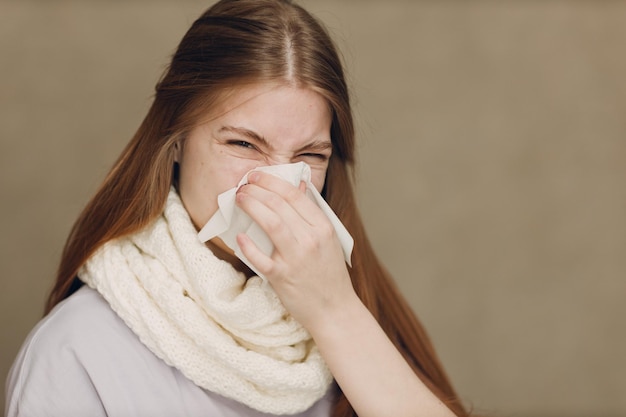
237,183 -> 311,241
236,233 -> 276,277
237,183 -> 339,272
247,172 -> 330,228
235,186 -> 299,251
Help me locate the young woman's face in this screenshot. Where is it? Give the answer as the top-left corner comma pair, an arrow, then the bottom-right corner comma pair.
176,82 -> 333,235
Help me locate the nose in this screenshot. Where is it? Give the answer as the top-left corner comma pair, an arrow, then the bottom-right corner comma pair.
259,154 -> 293,167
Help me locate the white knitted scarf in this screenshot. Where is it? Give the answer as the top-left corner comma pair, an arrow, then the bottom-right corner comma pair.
79,189 -> 333,415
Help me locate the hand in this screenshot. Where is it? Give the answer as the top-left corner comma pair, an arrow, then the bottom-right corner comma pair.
235,171 -> 356,330
235,172 -> 456,417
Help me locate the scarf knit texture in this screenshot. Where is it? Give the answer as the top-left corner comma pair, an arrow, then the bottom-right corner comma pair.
79,189 -> 333,415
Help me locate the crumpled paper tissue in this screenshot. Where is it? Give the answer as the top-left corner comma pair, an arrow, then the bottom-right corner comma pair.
197,162 -> 354,280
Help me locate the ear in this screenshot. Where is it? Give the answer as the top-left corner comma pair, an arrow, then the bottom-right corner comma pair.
173,141 -> 181,163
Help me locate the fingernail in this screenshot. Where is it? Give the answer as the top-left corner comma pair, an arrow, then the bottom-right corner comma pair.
248,172 -> 260,183
235,190 -> 245,202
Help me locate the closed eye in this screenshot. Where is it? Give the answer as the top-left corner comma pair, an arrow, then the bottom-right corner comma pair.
299,153 -> 329,161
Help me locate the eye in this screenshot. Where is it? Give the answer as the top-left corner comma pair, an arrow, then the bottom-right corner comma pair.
228,140 -> 256,150
299,153 -> 329,161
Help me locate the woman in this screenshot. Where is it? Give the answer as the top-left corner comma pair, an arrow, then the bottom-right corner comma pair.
6,1 -> 470,416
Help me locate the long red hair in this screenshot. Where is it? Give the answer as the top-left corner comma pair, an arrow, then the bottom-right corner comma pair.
46,1 -> 469,415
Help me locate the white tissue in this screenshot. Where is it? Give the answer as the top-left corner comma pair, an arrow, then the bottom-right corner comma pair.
197,162 -> 354,280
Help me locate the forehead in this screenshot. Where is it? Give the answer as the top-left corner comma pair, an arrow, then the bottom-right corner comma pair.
203,82 -> 332,145
211,82 -> 329,116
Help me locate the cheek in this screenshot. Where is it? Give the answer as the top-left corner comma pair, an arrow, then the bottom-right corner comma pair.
310,168 -> 328,194
179,151 -> 263,228
177,161 -> 219,229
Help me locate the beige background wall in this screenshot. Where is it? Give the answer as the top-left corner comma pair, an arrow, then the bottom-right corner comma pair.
1,1 -> 625,416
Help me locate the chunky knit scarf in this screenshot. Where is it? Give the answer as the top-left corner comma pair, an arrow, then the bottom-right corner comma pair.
79,189 -> 333,415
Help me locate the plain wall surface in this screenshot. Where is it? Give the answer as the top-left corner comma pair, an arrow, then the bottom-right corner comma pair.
1,1 -> 625,416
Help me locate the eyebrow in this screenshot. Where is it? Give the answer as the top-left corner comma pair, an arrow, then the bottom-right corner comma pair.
218,125 -> 332,154
294,140 -> 332,154
218,126 -> 269,146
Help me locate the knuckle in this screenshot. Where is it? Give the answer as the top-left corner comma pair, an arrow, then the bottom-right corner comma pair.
263,260 -> 287,282
284,187 -> 302,204
300,232 -> 325,255
265,193 -> 282,209
299,234 -> 317,252
265,215 -> 283,234
258,260 -> 275,276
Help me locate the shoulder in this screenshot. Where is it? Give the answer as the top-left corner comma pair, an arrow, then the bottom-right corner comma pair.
6,286 -> 187,417
12,285 -> 129,361
6,286 -> 336,417
5,286 -> 116,417
6,286 -> 244,417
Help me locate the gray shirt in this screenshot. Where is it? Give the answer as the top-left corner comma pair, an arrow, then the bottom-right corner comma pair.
5,286 -> 334,417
